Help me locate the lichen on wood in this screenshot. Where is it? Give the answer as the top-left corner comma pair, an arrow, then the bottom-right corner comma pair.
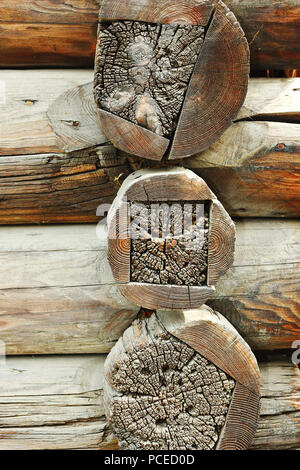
94,20 -> 205,138
104,316 -> 235,450
130,202 -> 209,286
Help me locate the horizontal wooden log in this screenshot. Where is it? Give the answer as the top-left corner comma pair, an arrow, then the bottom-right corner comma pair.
0,70 -> 107,156
0,220 -> 298,354
180,77 -> 300,217
0,71 -> 299,222
0,354 -> 298,450
0,1 -> 299,70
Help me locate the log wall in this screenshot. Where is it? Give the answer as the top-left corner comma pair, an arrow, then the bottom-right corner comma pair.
0,4 -> 299,450
0,220 -> 298,354
0,1 -> 299,70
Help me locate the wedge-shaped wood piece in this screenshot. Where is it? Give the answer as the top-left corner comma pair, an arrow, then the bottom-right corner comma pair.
100,0 -> 217,25
97,110 -> 169,161
119,284 -> 215,311
104,306 -> 260,450
107,168 -> 235,310
169,1 -> 249,159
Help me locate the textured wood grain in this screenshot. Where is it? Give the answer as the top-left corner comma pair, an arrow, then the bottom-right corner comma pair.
1,72 -> 300,222
100,0 -> 217,25
187,120 -> 300,218
107,169 -> 235,310
207,201 -> 235,286
169,1 -> 249,159
0,70 -> 107,156
96,1 -> 249,158
0,1 -> 299,69
0,1 -> 99,68
161,309 -> 260,450
0,145 -> 130,224
97,110 -> 169,160
217,383 -> 261,450
105,317 -> 235,450
119,284 -> 216,310
95,21 -> 205,139
0,354 -> 295,450
0,220 -> 298,354
158,306 -> 260,394
225,0 -> 300,72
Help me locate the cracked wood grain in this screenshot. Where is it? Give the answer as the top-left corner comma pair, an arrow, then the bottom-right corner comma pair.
2,71 -> 299,222
0,353 -> 297,450
1,1 -> 299,70
95,1 -> 249,159
131,203 -> 209,286
169,1 -> 250,158
99,0 -> 217,25
104,306 -> 260,450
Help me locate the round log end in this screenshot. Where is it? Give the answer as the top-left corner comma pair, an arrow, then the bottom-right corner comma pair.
104,307 -> 260,450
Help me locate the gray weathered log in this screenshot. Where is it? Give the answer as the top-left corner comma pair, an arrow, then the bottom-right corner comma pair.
94,21 -> 205,138
0,220 -> 298,354
104,307 -> 260,450
0,353 -> 298,450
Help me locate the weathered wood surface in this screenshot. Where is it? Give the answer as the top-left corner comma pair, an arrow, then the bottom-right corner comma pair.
95,2 -> 249,158
187,120 -> 300,218
97,110 -> 169,161
107,169 -> 235,310
1,71 -> 299,222
169,1 -> 249,159
0,70 -> 107,156
0,145 -> 130,224
99,0 -> 217,26
104,307 -> 260,450
95,20 -> 206,139
0,354 -> 298,450
187,76 -> 300,217
0,220 -> 298,354
0,1 -> 299,70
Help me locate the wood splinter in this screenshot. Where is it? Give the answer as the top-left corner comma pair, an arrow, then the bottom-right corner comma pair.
104,305 -> 260,450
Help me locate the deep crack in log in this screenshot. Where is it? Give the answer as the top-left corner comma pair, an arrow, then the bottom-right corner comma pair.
94,21 -> 205,138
